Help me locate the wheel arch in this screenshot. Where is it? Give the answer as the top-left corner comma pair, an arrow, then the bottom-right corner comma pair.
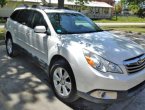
49,54 -> 77,88
49,55 -> 72,72
5,31 -> 12,42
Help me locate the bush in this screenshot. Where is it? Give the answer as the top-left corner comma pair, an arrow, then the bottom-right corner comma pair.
137,8 -> 145,18
0,29 -> 5,40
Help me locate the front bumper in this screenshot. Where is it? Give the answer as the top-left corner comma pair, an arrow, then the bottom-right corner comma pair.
78,80 -> 145,104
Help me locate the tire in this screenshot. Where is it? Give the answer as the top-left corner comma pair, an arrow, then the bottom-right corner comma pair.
50,59 -> 78,103
6,37 -> 17,57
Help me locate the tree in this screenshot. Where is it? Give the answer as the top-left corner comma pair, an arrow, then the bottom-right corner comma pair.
75,0 -> 88,6
74,0 -> 88,11
116,1 -> 122,14
121,0 -> 145,15
0,0 -> 7,8
58,0 -> 64,8
127,0 -> 144,5
128,4 -> 139,14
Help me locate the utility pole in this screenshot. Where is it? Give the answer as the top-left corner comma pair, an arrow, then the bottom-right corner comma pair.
58,0 -> 64,9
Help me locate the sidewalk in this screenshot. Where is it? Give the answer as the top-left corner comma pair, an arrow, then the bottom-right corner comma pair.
0,24 -> 4,28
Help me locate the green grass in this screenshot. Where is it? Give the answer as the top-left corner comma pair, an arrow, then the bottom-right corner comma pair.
102,26 -> 145,33
0,28 -> 5,40
0,18 -> 6,23
94,16 -> 145,23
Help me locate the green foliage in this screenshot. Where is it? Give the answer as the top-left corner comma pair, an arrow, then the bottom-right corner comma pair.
121,0 -> 126,4
116,2 -> 122,14
127,0 -> 144,5
122,0 -> 145,15
0,0 -> 7,7
0,28 -> 5,40
74,0 -> 88,11
137,8 -> 145,18
128,4 -> 139,14
75,0 -> 88,6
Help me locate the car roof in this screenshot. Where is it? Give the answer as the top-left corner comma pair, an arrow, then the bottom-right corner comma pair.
44,9 -> 80,14
15,5 -> 80,14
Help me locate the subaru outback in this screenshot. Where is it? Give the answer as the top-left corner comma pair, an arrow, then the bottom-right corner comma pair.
5,5 -> 145,104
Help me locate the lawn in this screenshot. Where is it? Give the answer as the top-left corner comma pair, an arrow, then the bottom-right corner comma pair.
94,16 -> 145,23
101,26 -> 145,33
0,28 -> 5,40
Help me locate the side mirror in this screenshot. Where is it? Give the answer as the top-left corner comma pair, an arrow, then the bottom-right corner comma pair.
34,26 -> 46,33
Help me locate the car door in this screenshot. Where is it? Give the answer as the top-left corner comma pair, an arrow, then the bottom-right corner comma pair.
25,11 -> 49,64
8,10 -> 20,43
16,9 -> 31,48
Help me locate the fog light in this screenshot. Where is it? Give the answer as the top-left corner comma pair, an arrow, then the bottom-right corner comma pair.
90,90 -> 117,99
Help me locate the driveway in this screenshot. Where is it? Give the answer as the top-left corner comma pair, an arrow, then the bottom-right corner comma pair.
0,45 -> 108,110
0,31 -> 145,110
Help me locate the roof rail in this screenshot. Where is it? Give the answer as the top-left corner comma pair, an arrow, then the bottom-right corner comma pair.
31,5 -> 73,10
31,5 -> 58,9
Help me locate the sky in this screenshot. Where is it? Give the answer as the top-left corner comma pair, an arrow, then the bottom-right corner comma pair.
116,0 -> 120,2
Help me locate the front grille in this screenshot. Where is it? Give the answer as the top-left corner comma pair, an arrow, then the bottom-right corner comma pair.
124,54 -> 145,74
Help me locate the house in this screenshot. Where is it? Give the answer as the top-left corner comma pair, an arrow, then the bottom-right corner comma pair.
92,0 -> 115,6
0,0 -> 113,19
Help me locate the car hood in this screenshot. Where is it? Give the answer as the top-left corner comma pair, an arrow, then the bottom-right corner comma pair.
60,31 -> 145,64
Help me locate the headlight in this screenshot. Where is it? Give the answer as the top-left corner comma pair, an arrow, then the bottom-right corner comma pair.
83,49 -> 123,74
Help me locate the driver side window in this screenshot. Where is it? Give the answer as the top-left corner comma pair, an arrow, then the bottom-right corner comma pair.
32,11 -> 48,29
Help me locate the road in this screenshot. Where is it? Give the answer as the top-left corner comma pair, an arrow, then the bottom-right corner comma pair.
96,23 -> 145,26
0,31 -> 145,110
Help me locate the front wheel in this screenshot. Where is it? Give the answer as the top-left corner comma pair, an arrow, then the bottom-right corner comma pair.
50,59 -> 78,103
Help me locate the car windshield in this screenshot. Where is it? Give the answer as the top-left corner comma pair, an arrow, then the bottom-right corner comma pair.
47,13 -> 103,34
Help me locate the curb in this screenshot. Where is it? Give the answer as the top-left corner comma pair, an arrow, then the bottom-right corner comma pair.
0,40 -> 5,45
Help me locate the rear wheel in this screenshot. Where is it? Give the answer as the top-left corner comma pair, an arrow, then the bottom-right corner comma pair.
6,37 -> 17,57
50,59 -> 78,103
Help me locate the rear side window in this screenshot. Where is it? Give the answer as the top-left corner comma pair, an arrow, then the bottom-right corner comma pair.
16,9 -> 34,28
17,10 -> 28,24
10,10 -> 20,21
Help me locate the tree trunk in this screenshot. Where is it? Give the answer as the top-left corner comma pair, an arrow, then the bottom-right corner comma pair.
58,0 -> 64,9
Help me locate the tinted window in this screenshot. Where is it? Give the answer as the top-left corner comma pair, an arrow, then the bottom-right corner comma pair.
17,10 -> 28,24
16,10 -> 34,28
25,10 -> 34,28
32,11 -> 48,29
10,10 -> 20,21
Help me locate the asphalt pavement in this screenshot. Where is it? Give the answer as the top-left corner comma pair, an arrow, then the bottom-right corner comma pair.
0,31 -> 145,110
96,23 -> 145,26
0,45 -> 107,110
